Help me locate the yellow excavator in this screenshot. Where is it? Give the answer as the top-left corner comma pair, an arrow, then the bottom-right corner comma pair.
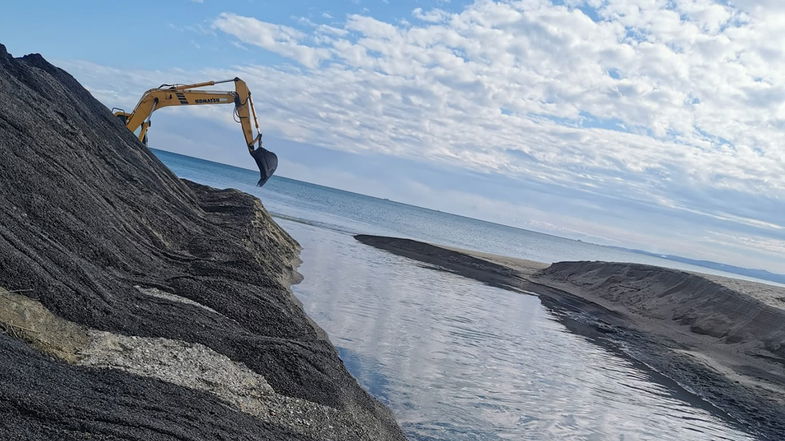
113,77 -> 277,186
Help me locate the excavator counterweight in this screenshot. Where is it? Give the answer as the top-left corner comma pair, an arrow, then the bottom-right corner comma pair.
114,77 -> 277,186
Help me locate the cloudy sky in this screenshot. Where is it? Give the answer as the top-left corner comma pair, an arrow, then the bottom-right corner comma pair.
2,0 -> 784,272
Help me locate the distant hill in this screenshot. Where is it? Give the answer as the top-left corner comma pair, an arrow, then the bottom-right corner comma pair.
615,248 -> 785,285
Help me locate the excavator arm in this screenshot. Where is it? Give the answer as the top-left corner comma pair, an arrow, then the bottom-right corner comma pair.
114,78 -> 277,186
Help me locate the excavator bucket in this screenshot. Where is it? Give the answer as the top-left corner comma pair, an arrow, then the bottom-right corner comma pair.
250,146 -> 278,187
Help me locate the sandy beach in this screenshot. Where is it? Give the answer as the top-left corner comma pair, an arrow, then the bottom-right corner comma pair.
356,234 -> 785,440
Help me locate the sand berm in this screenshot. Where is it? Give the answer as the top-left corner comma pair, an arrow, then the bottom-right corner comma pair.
0,44 -> 406,440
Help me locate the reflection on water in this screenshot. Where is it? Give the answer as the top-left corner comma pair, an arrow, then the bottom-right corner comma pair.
284,219 -> 753,441
153,150 -> 756,440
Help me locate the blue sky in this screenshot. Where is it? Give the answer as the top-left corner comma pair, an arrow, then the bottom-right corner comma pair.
2,0 -> 784,273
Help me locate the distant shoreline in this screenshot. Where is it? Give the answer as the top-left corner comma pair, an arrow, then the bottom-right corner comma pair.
609,245 -> 785,287
153,147 -> 785,287
355,234 -> 785,440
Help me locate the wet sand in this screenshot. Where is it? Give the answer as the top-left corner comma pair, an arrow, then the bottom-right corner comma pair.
356,234 -> 785,440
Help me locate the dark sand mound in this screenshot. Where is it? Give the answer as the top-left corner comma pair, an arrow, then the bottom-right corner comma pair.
355,235 -> 526,286
0,44 -> 404,440
541,261 -> 785,357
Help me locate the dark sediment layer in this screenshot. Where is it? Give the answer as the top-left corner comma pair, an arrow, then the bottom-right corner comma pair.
0,44 -> 404,440
356,235 -> 785,440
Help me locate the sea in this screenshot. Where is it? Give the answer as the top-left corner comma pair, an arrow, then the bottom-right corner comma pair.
155,148 -> 757,441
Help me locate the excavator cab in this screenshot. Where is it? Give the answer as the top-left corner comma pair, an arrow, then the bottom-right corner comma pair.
113,78 -> 277,187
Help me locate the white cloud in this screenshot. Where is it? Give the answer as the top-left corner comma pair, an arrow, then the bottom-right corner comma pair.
202,3 -> 785,200
212,13 -> 329,68
412,8 -> 450,23
60,1 -> 785,270
206,1 -> 785,261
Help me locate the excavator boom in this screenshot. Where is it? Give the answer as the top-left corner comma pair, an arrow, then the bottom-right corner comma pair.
114,78 -> 277,186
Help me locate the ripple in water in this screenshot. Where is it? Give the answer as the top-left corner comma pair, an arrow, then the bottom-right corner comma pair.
285,220 -> 753,441
155,149 -> 756,440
